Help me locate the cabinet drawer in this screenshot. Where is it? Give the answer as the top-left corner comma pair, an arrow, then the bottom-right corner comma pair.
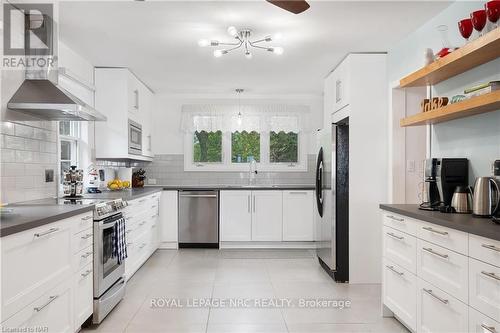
73,228 -> 93,254
383,212 -> 416,236
417,239 -> 468,303
417,278 -> 468,333
383,226 -> 417,274
417,222 -> 468,255
470,234 -> 500,268
382,259 -> 417,331
469,306 -> 500,333
1,220 -> 73,321
72,212 -> 93,235
2,280 -> 73,333
74,263 -> 93,331
73,246 -> 93,272
469,258 -> 500,322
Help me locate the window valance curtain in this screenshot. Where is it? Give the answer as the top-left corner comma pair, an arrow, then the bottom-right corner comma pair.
181,104 -> 311,133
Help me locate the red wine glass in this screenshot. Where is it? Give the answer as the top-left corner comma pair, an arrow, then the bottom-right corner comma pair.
458,18 -> 473,42
471,10 -> 487,37
485,1 -> 500,29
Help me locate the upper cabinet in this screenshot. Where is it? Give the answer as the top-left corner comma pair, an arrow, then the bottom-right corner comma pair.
324,56 -> 351,126
94,68 -> 154,161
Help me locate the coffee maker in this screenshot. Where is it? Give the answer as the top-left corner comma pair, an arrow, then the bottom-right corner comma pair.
420,158 -> 469,212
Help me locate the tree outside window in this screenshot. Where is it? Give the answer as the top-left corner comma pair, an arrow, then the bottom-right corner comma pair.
270,131 -> 298,163
231,131 -> 260,163
193,130 -> 222,163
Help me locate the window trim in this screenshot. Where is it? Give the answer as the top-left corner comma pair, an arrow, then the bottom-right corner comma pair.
58,121 -> 81,184
184,130 -> 307,172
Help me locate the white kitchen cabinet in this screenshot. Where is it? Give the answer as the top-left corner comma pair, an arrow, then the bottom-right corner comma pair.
383,225 -> 417,274
220,191 -> 252,241
469,257 -> 500,322
94,68 -> 154,161
159,191 -> 178,248
416,278 -> 468,333
469,233 -> 500,268
252,191 -> 283,241
2,280 -> 73,333
1,218 -> 73,321
324,56 -> 351,125
74,263 -> 93,331
382,258 -> 417,331
469,306 -> 500,333
282,190 -> 314,241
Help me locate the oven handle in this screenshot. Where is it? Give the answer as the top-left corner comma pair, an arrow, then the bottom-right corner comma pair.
100,279 -> 126,303
99,221 -> 117,230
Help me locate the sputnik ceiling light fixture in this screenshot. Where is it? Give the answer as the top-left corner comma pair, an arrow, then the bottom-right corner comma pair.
198,26 -> 283,59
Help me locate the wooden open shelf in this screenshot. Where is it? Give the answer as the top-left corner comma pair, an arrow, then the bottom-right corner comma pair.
400,28 -> 500,88
400,90 -> 500,127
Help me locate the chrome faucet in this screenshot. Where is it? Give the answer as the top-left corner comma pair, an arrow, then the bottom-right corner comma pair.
249,159 -> 258,185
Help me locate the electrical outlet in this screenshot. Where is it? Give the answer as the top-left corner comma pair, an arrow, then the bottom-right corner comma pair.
45,169 -> 54,182
148,178 -> 157,185
406,160 -> 416,173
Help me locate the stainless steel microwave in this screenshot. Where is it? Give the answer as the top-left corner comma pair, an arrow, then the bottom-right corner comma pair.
128,119 -> 142,155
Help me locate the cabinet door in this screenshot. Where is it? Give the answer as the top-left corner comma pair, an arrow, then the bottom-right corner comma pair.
334,58 -> 350,112
323,73 -> 336,128
127,72 -> 141,121
469,257 -> 500,322
74,263 -> 93,331
416,278 -> 468,333
252,191 -> 283,241
283,190 -> 314,241
382,259 -> 416,331
220,191 -> 252,241
383,226 -> 417,274
159,191 -> 178,244
1,220 -> 73,320
469,306 -> 500,333
2,280 -> 73,333
140,86 -> 154,157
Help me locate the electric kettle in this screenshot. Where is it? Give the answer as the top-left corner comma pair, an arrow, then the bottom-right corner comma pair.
472,177 -> 500,217
451,186 -> 473,214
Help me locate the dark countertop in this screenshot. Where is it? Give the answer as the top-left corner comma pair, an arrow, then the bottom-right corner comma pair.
380,204 -> 500,241
0,198 -> 94,238
157,184 -> 316,191
82,187 -> 162,200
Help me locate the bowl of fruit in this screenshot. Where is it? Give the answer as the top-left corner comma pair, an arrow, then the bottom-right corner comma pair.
107,179 -> 131,191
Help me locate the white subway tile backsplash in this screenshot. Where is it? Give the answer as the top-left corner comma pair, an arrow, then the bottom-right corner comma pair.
24,163 -> 43,176
40,141 -> 56,153
1,163 -> 25,177
14,124 -> 34,138
25,138 -> 41,151
0,122 -> 15,135
1,149 -> 16,162
4,135 -> 25,150
15,150 -> 34,163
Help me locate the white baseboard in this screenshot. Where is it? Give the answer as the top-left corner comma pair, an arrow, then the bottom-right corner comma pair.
159,242 -> 178,249
220,241 -> 317,249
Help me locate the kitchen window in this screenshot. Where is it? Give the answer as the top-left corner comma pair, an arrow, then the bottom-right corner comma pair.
193,130 -> 222,163
270,131 -> 298,163
59,121 -> 80,182
231,131 -> 260,163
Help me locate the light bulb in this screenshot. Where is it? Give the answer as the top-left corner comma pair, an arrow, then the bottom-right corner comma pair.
227,26 -> 238,37
237,113 -> 243,126
198,39 -> 210,47
272,47 -> 284,55
264,35 -> 272,42
245,51 -> 252,59
214,50 -> 227,58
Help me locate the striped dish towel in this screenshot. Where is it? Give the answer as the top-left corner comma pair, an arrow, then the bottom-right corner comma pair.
112,217 -> 128,264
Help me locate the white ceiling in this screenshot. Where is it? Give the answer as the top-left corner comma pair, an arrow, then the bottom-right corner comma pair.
59,1 -> 450,95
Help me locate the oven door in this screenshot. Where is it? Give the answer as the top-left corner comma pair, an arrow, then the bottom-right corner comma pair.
128,120 -> 142,155
94,215 -> 125,298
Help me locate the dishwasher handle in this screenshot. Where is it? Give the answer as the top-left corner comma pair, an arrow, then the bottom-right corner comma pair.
179,194 -> 218,198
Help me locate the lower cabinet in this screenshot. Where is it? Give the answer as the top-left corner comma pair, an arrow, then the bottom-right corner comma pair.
74,263 -> 93,331
417,278 -> 468,333
220,191 -> 252,241
251,191 -> 283,241
159,190 -> 178,247
282,190 -> 314,241
382,259 -> 417,331
2,280 -> 73,332
220,190 -> 314,243
469,306 -> 500,333
469,257 -> 500,322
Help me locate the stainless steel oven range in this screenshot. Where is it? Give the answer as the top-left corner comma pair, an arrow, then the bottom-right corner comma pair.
92,199 -> 128,324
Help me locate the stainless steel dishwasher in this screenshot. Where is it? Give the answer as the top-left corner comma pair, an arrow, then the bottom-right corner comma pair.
178,190 -> 219,248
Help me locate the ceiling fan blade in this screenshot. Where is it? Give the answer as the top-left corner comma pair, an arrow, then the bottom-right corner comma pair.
266,0 -> 310,14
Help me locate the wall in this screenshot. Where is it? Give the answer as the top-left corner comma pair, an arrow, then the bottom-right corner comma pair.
144,93 -> 323,185
388,1 -> 500,186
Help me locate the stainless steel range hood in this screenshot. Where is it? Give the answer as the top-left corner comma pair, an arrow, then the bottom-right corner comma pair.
8,79 -> 106,121
6,8 -> 106,121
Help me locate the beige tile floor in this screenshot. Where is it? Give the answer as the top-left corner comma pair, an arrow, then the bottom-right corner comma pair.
83,249 -> 409,333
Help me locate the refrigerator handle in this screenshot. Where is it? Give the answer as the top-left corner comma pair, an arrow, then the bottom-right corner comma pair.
315,147 -> 324,217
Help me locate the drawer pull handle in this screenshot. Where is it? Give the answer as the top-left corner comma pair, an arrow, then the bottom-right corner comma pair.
34,228 -> 59,238
386,265 -> 404,276
386,232 -> 404,240
423,247 -> 449,259
289,191 -> 308,195
481,324 -> 497,333
81,269 -> 93,277
387,215 -> 404,222
139,199 -> 146,203
127,242 -> 133,246
481,271 -> 500,281
81,216 -> 92,221
139,243 -> 146,249
423,288 -> 448,304
422,226 -> 448,235
482,244 -> 500,252
81,252 -> 92,258
81,233 -> 93,240
139,221 -> 146,226
34,295 -> 58,312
